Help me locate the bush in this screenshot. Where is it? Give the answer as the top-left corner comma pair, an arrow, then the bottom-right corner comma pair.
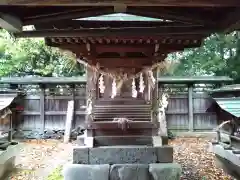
47,166 -> 63,180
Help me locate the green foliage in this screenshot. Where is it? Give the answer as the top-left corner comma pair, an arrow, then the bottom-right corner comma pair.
167,31 -> 240,82
1,29 -> 240,80
0,30 -> 85,77
47,166 -> 64,180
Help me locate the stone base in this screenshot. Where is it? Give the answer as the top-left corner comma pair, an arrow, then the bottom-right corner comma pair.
0,144 -> 21,179
76,136 -> 167,147
211,143 -> 240,179
63,163 -> 182,180
73,146 -> 173,164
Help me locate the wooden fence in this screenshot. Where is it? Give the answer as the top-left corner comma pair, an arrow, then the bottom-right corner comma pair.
14,85 -> 87,132
10,86 -> 217,133
0,76 -> 229,133
166,93 -> 216,132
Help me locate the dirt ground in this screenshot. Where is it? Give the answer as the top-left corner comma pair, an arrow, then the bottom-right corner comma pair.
3,137 -> 237,180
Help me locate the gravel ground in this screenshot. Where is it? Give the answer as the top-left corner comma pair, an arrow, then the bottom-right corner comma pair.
3,137 -> 238,180
4,139 -> 75,180
170,138 -> 236,180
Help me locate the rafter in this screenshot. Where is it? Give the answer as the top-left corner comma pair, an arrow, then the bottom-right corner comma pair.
23,7 -> 114,25
34,20 -> 186,30
0,13 -> 22,32
95,45 -> 155,54
222,9 -> 240,33
14,26 -> 215,38
127,7 -> 215,25
3,0 -> 240,7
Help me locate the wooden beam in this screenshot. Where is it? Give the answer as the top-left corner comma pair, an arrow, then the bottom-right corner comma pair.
95,57 -> 162,68
95,45 -> 155,54
14,26 -> 215,38
188,84 -> 194,132
0,13 -> 22,32
128,7 -> 213,25
39,84 -> 45,133
23,7 -> 114,25
49,41 -> 202,57
35,20 -> 186,30
222,9 -> 240,33
3,0 -> 240,7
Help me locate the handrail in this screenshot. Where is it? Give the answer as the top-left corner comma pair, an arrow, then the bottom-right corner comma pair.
214,120 -> 231,142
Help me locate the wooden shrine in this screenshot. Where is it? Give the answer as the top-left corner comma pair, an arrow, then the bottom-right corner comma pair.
0,2 -> 240,180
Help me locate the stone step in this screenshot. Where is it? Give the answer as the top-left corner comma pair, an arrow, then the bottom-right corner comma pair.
95,99 -> 147,105
94,136 -> 153,146
94,105 -> 151,109
93,112 -> 151,116
73,146 -> 173,164
63,163 -> 182,180
93,118 -> 150,121
93,109 -> 151,112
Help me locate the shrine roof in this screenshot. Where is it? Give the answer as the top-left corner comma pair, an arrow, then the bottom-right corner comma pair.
0,6 -> 239,36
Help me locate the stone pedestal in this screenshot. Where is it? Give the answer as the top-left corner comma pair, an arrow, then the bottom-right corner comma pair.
64,145 -> 181,180
0,144 -> 21,179
63,163 -> 182,180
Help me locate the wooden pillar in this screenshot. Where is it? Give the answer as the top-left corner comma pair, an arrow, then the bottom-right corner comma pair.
188,84 -> 194,132
86,67 -> 97,123
39,84 -> 45,133
152,69 -> 158,125
85,67 -> 97,147
71,84 -> 76,128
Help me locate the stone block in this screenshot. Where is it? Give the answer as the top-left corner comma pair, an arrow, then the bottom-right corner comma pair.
110,164 -> 150,180
76,136 -> 85,146
63,164 -> 110,180
0,144 -> 21,179
89,146 -> 157,164
0,156 -> 15,179
152,136 -> 162,147
156,146 -> 173,163
149,163 -> 182,180
73,147 -> 89,164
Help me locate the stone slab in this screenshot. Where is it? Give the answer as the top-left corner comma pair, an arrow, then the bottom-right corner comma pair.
73,147 -> 89,164
94,136 -> 153,146
89,146 -> 157,164
212,144 -> 240,167
149,163 -> 182,180
63,164 -> 110,180
0,144 -> 21,179
156,146 -> 173,163
110,164 -> 150,180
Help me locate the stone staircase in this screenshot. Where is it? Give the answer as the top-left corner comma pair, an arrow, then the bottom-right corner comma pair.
93,98 -> 151,122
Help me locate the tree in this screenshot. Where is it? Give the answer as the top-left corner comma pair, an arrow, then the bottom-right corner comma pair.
0,30 -> 85,77
167,31 -> 240,83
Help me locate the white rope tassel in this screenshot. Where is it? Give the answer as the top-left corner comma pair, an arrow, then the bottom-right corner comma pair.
139,73 -> 145,93
132,78 -> 137,98
86,99 -> 92,115
111,78 -> 117,98
149,70 -> 156,85
162,93 -> 169,109
98,74 -> 105,94
147,70 -> 156,89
